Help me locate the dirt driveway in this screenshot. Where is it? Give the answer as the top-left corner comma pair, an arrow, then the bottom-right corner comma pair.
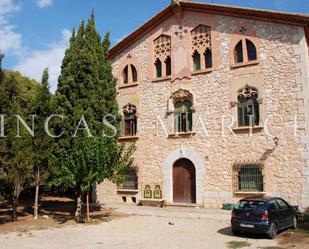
0,204 -> 305,249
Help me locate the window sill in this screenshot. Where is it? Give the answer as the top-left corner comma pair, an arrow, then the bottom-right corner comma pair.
191,68 -> 214,76
234,191 -> 266,195
152,76 -> 171,83
118,83 -> 138,89
117,189 -> 139,194
168,131 -> 196,138
118,135 -> 139,141
230,60 -> 260,69
233,126 -> 263,132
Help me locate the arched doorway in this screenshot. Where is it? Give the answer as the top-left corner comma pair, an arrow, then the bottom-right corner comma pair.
173,158 -> 196,203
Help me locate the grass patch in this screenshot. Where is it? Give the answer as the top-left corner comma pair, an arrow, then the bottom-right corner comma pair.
227,241 -> 250,249
259,247 -> 286,249
295,228 -> 309,235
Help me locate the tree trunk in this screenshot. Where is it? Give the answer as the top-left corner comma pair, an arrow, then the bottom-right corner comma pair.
34,165 -> 40,219
12,197 -> 18,222
75,193 -> 83,221
86,192 -> 90,222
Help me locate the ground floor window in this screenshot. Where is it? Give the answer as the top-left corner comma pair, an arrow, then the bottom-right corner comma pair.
233,164 -> 263,192
119,168 -> 138,190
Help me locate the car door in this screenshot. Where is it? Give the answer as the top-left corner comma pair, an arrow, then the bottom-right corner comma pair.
276,198 -> 291,229
268,200 -> 280,225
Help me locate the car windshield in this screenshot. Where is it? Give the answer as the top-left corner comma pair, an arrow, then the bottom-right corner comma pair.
235,200 -> 266,210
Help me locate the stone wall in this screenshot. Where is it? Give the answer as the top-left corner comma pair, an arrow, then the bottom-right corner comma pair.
97,10 -> 309,209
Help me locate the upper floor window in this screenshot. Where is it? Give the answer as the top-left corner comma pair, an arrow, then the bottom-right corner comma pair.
237,85 -> 259,127
122,64 -> 138,84
154,35 -> 171,79
191,25 -> 212,72
233,39 -> 257,64
122,104 -> 137,137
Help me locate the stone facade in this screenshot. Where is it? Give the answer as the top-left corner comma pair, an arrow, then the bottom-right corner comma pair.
97,3 -> 309,209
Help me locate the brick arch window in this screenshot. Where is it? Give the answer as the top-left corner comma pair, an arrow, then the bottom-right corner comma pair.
122,64 -> 138,84
131,64 -> 137,82
191,25 -> 212,72
193,50 -> 201,71
233,163 -> 264,192
234,41 -> 243,63
122,104 -> 137,137
237,85 -> 260,127
246,39 -> 257,61
154,34 -> 171,78
122,65 -> 129,84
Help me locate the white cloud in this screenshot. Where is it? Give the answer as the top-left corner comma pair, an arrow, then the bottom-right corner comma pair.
0,0 -> 22,54
14,29 -> 71,92
36,0 -> 53,8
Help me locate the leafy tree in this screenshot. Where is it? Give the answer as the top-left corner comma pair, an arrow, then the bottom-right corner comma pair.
0,70 -> 38,221
53,13 -> 125,219
51,137 -> 135,221
31,68 -> 53,219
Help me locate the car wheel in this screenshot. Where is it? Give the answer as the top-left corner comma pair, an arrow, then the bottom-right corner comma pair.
267,223 -> 278,239
292,216 -> 297,230
231,228 -> 241,236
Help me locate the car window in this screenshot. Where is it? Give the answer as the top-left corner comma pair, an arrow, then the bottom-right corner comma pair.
268,200 -> 280,210
276,199 -> 289,209
235,200 -> 265,210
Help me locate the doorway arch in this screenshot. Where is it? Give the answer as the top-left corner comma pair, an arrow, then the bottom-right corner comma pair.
163,147 -> 206,205
173,158 -> 196,203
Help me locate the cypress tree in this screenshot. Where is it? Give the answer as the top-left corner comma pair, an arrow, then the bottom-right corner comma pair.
31,68 -> 53,219
53,13 -> 130,220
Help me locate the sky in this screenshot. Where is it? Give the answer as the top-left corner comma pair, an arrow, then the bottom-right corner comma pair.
1,0 -> 309,92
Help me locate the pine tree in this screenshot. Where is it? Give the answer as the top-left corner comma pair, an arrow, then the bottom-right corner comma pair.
52,13 -> 132,220
31,68 -> 53,219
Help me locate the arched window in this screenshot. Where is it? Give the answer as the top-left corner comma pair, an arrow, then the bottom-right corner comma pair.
122,65 -> 128,84
234,164 -> 263,192
131,64 -> 137,82
237,85 -> 259,127
174,100 -> 193,133
191,25 -> 212,72
165,56 -> 171,76
205,48 -> 212,69
154,34 -> 171,78
155,59 -> 162,78
246,39 -> 257,61
234,41 -> 243,63
193,51 -> 201,71
122,104 -> 137,137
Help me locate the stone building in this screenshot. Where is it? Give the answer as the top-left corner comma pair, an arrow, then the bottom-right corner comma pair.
97,1 -> 309,209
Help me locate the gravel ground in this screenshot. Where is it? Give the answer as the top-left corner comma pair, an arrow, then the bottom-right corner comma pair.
0,205 -> 279,249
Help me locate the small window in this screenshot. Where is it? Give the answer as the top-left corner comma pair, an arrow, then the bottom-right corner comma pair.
234,41 -> 243,63
122,104 -> 137,137
174,100 -> 193,133
165,56 -> 171,76
155,59 -> 162,78
119,168 -> 138,190
205,48 -> 212,69
131,64 -> 137,82
236,164 -> 263,192
193,51 -> 201,71
246,39 -> 257,61
122,65 -> 128,84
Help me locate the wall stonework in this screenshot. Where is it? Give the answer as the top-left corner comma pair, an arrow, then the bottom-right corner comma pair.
97,11 -> 309,209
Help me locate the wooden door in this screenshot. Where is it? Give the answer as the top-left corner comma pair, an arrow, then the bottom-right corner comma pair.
173,159 -> 196,203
